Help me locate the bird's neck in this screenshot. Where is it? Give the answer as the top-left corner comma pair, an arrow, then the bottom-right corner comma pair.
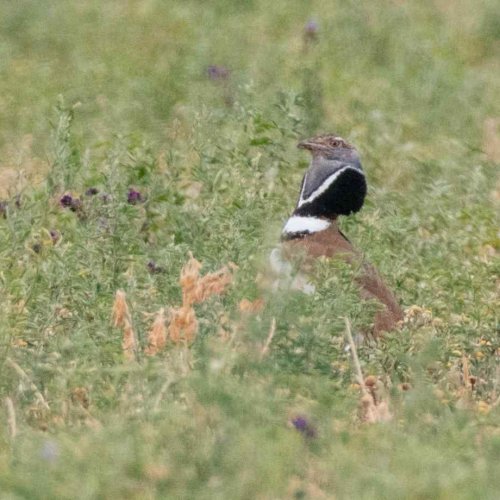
281,215 -> 338,241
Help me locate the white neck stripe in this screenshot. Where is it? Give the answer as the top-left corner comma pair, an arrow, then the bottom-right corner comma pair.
298,166 -> 362,207
282,216 -> 330,235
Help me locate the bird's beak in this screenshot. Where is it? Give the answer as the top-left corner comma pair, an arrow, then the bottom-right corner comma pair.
297,140 -> 316,150
298,140 -> 330,152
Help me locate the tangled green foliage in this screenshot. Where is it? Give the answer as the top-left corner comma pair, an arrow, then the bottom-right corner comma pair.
0,1 -> 498,498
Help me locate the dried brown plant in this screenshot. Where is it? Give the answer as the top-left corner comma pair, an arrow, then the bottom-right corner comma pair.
5,357 -> 50,411
145,308 -> 167,355
344,318 -> 393,424
112,256 -> 234,355
112,290 -> 137,361
167,255 -> 234,345
168,305 -> 199,344
260,318 -> 276,358
455,355 -> 476,409
239,298 -> 265,314
403,304 -> 442,327
180,254 -> 234,306
360,393 -> 392,424
122,325 -> 137,362
194,267 -> 233,303
112,290 -> 128,327
179,254 -> 203,306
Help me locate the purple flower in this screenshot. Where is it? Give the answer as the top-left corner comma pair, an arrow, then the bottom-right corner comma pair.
305,19 -> 319,33
40,440 -> 59,463
127,189 -> 143,205
60,194 -> 83,212
292,416 -> 317,438
304,19 -> 319,42
50,230 -> 60,244
147,260 -> 165,275
60,194 -> 74,208
207,65 -> 230,81
85,187 -> 99,196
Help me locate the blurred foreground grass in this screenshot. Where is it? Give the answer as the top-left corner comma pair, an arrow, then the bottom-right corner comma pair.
0,0 -> 499,498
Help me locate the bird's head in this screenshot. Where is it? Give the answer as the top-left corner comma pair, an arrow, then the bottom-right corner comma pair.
297,134 -> 359,162
294,133 -> 366,219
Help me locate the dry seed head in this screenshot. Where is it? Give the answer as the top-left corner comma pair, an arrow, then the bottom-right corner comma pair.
179,254 -> 203,306
403,305 -> 433,326
180,254 -> 234,305
360,394 -> 392,424
360,394 -> 378,424
112,290 -> 137,361
122,325 -> 137,361
168,305 -> 198,344
194,267 -> 233,303
145,308 -> 167,356
373,401 -> 392,423
112,290 -> 129,327
239,298 -> 265,314
361,393 -> 375,408
171,254 -> 235,345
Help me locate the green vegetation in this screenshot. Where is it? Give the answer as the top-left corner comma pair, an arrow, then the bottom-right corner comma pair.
0,1 -> 499,498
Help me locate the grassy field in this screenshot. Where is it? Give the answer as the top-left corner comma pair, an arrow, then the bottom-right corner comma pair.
0,1 -> 499,498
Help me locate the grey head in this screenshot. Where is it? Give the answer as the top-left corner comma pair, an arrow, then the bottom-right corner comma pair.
293,134 -> 367,219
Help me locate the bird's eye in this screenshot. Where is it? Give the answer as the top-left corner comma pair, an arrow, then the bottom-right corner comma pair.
331,140 -> 340,147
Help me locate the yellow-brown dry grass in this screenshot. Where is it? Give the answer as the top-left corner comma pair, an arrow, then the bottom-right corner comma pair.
112,290 -> 137,361
344,318 -> 393,424
144,308 -> 167,356
168,254 -> 234,345
114,254 -> 234,356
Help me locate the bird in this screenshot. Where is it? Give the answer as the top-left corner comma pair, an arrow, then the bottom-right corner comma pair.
270,133 -> 403,337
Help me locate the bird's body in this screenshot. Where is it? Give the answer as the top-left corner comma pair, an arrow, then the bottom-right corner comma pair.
273,134 -> 403,337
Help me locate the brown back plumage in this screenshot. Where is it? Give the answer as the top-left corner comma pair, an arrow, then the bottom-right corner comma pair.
283,222 -> 403,337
